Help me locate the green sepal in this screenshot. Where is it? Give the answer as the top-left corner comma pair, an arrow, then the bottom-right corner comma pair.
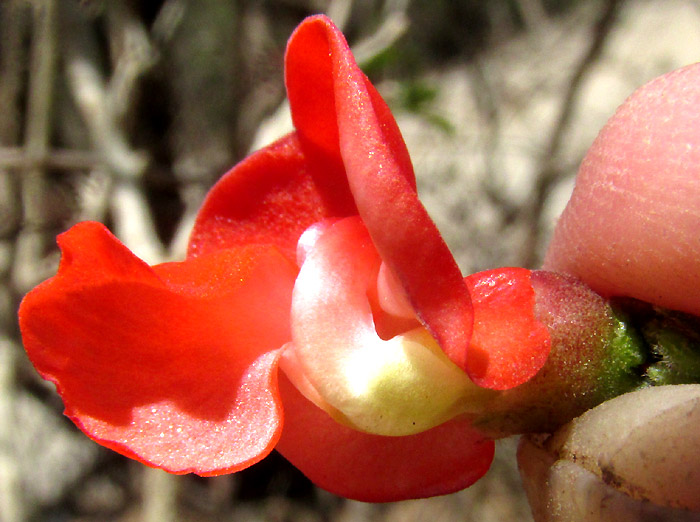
597,303 -> 647,399
638,305 -> 700,385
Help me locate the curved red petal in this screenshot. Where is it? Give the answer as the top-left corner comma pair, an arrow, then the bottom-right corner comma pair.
19,222 -> 296,475
275,372 -> 494,502
464,268 -> 550,390
188,133 -> 346,261
286,15 -> 473,370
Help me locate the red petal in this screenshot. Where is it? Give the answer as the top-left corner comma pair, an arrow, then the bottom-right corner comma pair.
188,133 -> 348,261
464,268 -> 550,390
286,15 -> 473,370
19,222 -> 297,475
275,372 -> 494,502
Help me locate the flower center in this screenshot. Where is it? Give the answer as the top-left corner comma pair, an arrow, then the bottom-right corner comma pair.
281,217 -> 491,436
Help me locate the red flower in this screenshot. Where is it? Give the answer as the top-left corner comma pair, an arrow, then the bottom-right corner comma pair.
18,15 -> 549,502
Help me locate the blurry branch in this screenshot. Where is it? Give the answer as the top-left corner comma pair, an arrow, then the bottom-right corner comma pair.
326,0 -> 353,30
3,1 -> 56,520
105,1 -> 158,125
61,0 -> 162,263
0,1 -> 27,517
513,0 -> 548,33
151,0 -> 187,45
0,148 -> 97,171
251,0 -> 411,152
0,337 -> 23,522
0,0 -> 27,241
469,59 -> 516,222
166,1 -> 241,257
352,0 -> 410,66
541,0 -> 623,177
61,3 -> 149,180
0,5 -> 24,144
143,468 -> 179,522
13,0 -> 58,294
520,0 -> 624,267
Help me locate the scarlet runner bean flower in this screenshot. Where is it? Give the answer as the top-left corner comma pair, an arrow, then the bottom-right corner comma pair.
18,15 -> 652,502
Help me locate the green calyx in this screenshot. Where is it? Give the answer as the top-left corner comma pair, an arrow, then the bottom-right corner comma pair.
594,302 -> 647,401
614,299 -> 700,386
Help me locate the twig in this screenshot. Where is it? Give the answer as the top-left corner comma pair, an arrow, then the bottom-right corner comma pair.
469,59 -> 521,223
13,0 -> 58,294
0,6 -> 29,521
326,0 -> 353,31
0,0 -> 28,238
164,0 -> 241,260
62,40 -> 149,181
5,0 -> 58,520
513,0 -> 548,33
61,0 -> 163,263
352,8 -> 410,66
0,147 -> 97,171
150,0 -> 186,45
249,0 -> 411,152
520,0 -> 624,267
105,0 -> 158,124
0,338 -> 24,522
142,467 -> 179,522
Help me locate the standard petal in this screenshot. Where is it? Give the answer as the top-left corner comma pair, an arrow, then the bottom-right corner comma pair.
285,15 -> 473,371
464,268 -> 550,390
188,133 -> 352,261
19,222 -> 297,475
275,372 -> 494,503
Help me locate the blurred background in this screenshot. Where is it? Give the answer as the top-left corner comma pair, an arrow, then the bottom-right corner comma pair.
1,0 -> 699,520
